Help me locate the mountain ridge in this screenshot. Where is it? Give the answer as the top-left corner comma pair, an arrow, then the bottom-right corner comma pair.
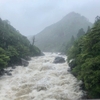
34,12 -> 92,52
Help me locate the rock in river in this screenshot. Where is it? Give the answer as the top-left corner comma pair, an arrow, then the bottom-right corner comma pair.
53,56 -> 65,63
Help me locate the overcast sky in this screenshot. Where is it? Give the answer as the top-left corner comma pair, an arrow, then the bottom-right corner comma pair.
0,0 -> 100,36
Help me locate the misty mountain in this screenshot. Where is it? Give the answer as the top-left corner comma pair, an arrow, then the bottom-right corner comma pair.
34,12 -> 92,52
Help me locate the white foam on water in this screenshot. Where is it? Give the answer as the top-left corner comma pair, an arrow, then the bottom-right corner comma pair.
0,53 -> 84,100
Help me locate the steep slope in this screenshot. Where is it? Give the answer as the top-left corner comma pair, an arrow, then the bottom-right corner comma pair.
35,12 -> 92,52
67,17 -> 100,98
0,18 -> 41,70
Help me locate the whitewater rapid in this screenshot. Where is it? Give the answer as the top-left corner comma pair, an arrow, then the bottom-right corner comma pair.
0,53 -> 84,100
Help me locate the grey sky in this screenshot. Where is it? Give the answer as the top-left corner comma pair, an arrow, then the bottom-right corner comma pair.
0,0 -> 100,36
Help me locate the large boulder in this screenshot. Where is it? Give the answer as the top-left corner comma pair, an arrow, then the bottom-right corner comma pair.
25,56 -> 31,61
53,57 -> 65,63
6,72 -> 12,76
0,69 -> 5,76
12,66 -> 16,69
0,69 -> 12,76
21,58 -> 29,67
68,59 -> 76,70
40,52 -> 45,56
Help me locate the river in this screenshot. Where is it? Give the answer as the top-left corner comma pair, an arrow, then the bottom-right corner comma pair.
0,53 -> 84,100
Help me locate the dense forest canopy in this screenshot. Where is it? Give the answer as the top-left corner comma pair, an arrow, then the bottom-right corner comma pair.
67,16 -> 100,98
0,18 -> 41,69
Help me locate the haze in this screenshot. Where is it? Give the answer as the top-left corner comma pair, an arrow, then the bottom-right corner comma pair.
0,0 -> 100,36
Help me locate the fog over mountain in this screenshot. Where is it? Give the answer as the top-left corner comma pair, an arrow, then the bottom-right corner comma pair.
0,0 -> 100,36
34,12 -> 92,52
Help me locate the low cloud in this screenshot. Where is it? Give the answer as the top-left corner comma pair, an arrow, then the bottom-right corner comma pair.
0,0 -> 100,36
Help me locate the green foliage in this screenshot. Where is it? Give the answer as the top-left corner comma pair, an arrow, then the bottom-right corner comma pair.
0,17 -> 41,68
67,17 -> 100,98
0,47 -> 9,69
77,28 -> 85,38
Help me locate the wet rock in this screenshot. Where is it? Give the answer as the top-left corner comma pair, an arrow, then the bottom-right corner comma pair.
9,70 -> 13,72
0,69 -> 5,76
12,66 -> 16,69
4,70 -> 7,73
68,59 -> 76,70
25,56 -> 31,61
21,58 -> 29,67
53,57 -> 65,63
81,91 -> 87,99
7,72 -> 12,76
5,69 -> 13,72
0,69 -> 13,76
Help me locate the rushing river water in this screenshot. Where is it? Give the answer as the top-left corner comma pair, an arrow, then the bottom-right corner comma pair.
0,53 -> 84,100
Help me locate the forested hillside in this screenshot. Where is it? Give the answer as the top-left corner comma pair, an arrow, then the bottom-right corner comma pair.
34,12 -> 92,52
67,16 -> 100,98
0,18 -> 41,70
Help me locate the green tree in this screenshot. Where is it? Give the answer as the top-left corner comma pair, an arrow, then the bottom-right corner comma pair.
0,48 -> 9,69
77,28 -> 85,38
67,17 -> 100,98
